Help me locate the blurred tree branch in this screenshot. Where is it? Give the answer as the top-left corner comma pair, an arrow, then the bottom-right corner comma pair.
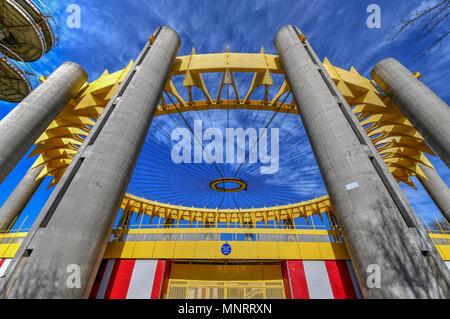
390,0 -> 449,59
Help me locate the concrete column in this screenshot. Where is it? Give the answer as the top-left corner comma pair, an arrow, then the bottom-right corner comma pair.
0,166 -> 44,232
0,26 -> 180,299
0,62 -> 87,183
371,58 -> 450,168
418,164 -> 450,223
276,25 -> 447,299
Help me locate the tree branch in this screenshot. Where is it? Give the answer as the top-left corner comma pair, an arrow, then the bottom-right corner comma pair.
390,0 -> 448,41
415,29 -> 450,60
390,0 -> 450,58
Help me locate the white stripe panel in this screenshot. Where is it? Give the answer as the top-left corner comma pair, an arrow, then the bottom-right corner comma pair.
126,260 -> 158,299
96,259 -> 116,299
446,261 -> 450,271
346,261 -> 363,299
303,260 -> 334,299
0,259 -> 11,277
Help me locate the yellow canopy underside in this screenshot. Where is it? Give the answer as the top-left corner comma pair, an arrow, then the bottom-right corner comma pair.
29,51 -> 434,223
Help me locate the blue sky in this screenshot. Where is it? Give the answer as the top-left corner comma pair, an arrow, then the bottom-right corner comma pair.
0,0 -> 449,229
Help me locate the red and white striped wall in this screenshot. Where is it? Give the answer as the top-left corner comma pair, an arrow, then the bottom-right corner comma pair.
89,259 -> 450,299
89,259 -> 168,299
283,260 -> 362,299
0,259 -> 11,278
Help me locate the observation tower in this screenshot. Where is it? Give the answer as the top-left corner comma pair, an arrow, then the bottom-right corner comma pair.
0,0 -> 58,101
0,25 -> 449,299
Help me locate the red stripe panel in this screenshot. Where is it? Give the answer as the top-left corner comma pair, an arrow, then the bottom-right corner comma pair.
161,260 -> 172,299
281,261 -> 292,299
104,259 -> 136,299
89,260 -> 108,299
151,260 -> 166,299
325,261 -> 357,299
0,259 -> 5,268
287,261 -> 309,299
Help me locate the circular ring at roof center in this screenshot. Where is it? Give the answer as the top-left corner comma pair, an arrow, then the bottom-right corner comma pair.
210,178 -> 248,193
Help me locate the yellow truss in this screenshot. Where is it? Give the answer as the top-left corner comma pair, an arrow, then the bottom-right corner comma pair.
121,193 -> 332,226
28,51 -> 435,222
29,62 -> 134,187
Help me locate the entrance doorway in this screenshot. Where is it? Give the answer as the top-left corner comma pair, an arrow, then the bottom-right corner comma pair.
165,262 -> 286,299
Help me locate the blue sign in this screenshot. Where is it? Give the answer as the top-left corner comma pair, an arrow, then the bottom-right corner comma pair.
221,243 -> 232,256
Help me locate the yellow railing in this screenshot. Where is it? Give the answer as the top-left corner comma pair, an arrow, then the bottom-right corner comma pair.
109,225 -> 344,243
1,222 -> 449,260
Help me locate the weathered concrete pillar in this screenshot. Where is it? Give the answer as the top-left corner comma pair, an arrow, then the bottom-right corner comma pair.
418,164 -> 450,223
0,26 -> 180,299
276,25 -> 448,299
0,166 -> 44,231
371,58 -> 450,168
0,62 -> 87,183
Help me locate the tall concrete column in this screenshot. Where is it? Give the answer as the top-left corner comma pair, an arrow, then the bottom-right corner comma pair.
276,25 -> 447,299
371,58 -> 450,168
0,26 -> 180,299
0,62 -> 87,183
418,164 -> 450,223
0,166 -> 44,232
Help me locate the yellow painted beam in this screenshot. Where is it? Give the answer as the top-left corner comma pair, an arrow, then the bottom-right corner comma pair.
171,53 -> 283,75
104,241 -> 350,260
2,231 -> 448,261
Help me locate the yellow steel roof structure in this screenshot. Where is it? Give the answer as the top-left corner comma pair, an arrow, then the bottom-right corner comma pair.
27,50 -> 436,225
121,193 -> 332,226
